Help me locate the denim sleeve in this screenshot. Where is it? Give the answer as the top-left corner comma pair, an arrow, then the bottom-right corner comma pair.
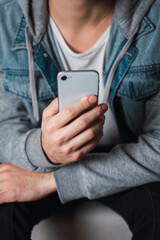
0,71 -> 60,172
54,90 -> 160,204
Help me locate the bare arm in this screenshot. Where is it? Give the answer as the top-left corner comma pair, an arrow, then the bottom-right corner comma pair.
0,163 -> 57,204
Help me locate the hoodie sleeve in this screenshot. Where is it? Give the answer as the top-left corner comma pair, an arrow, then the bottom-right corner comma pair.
0,71 -> 60,172
54,90 -> 160,204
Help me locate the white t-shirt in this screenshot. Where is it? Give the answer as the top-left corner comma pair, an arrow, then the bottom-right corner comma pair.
50,17 -> 121,147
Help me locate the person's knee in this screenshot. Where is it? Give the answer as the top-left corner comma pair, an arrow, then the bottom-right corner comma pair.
0,203 -> 15,240
0,202 -> 33,240
130,182 -> 160,220
128,186 -> 155,223
126,183 -> 160,239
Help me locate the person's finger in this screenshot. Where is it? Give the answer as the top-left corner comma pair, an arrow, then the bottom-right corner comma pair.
48,95 -> 100,129
65,104 -> 106,140
58,116 -> 104,153
68,135 -> 103,163
0,183 -> 11,204
53,104 -> 106,143
0,192 -> 6,204
42,98 -> 59,119
0,191 -> 14,204
67,117 -> 104,151
0,163 -> 12,173
0,172 -> 8,182
77,133 -> 103,157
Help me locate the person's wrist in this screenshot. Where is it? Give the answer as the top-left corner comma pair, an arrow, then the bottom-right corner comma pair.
32,172 -> 57,201
40,172 -> 57,195
41,132 -> 61,165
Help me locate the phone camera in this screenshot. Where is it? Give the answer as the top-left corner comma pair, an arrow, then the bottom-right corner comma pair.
61,75 -> 67,81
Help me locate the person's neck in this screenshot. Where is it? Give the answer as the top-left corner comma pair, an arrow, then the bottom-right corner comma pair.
49,0 -> 115,53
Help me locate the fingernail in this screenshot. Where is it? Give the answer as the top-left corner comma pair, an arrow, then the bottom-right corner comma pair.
89,95 -> 97,104
100,115 -> 105,121
102,104 -> 108,111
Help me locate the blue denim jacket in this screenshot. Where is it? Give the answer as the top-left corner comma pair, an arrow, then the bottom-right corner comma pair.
0,0 -> 160,203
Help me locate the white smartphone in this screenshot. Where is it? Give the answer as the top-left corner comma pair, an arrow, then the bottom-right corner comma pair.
57,70 -> 99,111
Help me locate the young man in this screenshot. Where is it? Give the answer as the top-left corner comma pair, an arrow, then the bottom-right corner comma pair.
0,0 -> 160,239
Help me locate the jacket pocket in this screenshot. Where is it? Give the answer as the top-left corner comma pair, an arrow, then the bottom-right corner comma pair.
117,64 -> 160,100
3,69 -> 54,101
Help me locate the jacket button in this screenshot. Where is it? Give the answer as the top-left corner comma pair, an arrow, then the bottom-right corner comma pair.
43,53 -> 48,58
126,52 -> 132,58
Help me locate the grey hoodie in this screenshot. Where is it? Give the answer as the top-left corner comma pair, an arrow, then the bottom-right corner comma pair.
20,0 -> 155,122
1,0 -> 160,204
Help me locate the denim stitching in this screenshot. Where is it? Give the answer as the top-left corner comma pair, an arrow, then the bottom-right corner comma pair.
128,64 -> 160,73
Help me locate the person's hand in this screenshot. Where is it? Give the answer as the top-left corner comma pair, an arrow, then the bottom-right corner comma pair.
0,163 -> 57,204
41,95 -> 108,164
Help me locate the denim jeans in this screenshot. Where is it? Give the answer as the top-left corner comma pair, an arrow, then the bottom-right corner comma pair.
0,182 -> 160,240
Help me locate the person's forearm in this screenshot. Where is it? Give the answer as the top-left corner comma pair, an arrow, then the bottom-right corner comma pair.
0,164 -> 57,204
54,140 -> 160,204
54,91 -> 160,204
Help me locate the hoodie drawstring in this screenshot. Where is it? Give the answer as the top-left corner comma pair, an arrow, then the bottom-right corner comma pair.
25,26 -> 39,123
24,23 -> 139,122
104,25 -> 139,103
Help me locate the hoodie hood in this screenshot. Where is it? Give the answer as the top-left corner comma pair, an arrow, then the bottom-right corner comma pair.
18,0 -> 155,123
115,0 -> 155,37
18,0 -> 48,42
18,0 -> 155,41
